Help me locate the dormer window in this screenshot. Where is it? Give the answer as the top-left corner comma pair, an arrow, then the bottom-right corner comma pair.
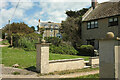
87,20 -> 98,29
109,17 -> 118,26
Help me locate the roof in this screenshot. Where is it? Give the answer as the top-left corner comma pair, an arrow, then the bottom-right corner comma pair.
40,22 -> 61,28
82,1 -> 120,22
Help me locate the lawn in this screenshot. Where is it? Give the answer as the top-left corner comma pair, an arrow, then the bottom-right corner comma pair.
2,47 -> 90,68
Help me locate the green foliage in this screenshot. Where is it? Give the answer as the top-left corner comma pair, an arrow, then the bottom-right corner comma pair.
12,33 -> 42,51
0,40 -> 9,45
79,74 -> 99,78
31,26 -> 35,31
2,22 -> 34,34
50,44 -> 78,55
65,8 -> 89,18
61,33 -> 69,42
78,45 -> 94,56
61,17 -> 82,48
61,8 -> 89,49
2,47 -> 89,68
12,72 -> 20,75
45,37 -> 61,46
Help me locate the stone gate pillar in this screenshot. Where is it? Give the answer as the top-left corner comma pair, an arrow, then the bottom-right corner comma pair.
99,32 -> 120,79
36,43 -> 49,74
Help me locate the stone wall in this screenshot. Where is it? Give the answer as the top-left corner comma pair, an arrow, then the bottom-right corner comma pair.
36,44 -> 99,74
49,58 -> 85,72
81,16 -> 120,49
89,57 -> 99,68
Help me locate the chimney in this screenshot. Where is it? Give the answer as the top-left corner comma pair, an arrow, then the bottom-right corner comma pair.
92,0 -> 97,9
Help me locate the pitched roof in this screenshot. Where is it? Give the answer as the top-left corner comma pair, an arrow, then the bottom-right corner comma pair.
40,22 -> 61,29
82,1 -> 120,21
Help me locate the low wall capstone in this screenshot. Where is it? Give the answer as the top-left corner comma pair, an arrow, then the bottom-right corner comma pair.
49,58 -> 85,72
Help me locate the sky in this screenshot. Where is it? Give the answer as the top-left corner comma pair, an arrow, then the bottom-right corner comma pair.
0,0 -> 110,29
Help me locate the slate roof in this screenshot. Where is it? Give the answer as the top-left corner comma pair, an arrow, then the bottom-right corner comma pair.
40,22 -> 61,28
83,1 -> 120,21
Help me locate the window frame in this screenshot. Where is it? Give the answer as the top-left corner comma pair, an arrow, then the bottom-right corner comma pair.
108,17 -> 118,27
87,20 -> 98,29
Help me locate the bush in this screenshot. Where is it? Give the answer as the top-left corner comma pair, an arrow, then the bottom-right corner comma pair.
78,45 -> 94,56
11,33 -> 42,51
50,43 -> 78,55
45,37 -> 61,46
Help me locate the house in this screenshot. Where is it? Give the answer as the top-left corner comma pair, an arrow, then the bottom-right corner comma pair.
40,22 -> 62,38
82,0 -> 120,49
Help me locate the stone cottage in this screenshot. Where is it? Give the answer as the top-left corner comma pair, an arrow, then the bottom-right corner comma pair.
81,0 -> 120,49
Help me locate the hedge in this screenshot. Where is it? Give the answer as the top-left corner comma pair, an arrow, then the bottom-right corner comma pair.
50,44 -> 78,55
78,45 -> 94,56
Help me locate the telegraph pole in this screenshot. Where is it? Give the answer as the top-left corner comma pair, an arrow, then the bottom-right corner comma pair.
8,20 -> 10,34
8,20 -> 13,47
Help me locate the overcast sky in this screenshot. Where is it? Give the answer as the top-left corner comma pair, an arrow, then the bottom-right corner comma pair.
0,0 -> 110,29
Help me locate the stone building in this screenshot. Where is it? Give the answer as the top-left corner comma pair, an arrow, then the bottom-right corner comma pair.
40,22 -> 61,38
81,0 -> 120,49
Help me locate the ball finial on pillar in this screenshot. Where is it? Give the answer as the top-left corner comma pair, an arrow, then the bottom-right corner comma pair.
106,32 -> 114,39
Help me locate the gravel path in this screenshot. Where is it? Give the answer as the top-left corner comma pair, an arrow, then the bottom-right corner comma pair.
2,65 -> 99,78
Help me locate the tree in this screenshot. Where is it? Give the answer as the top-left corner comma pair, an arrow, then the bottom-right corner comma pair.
61,8 -> 88,49
2,22 -> 34,34
2,22 -> 34,46
65,8 -> 89,18
31,26 -> 35,31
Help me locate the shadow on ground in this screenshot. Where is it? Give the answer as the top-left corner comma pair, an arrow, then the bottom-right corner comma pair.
25,66 -> 38,73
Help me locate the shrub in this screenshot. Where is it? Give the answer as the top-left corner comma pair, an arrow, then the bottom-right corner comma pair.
78,45 -> 94,56
45,37 -> 61,46
11,33 -> 42,51
50,43 -> 78,55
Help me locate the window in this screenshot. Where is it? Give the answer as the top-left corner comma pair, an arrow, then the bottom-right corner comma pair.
87,22 -> 91,29
87,20 -> 98,29
109,17 -> 118,26
44,24 -> 48,28
95,21 -> 98,28
91,21 -> 94,28
55,25 -> 58,28
50,25 -> 53,28
50,29 -> 53,32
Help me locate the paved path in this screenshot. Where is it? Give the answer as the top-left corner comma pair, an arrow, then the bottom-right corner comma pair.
0,45 -> 8,47
2,68 -> 99,78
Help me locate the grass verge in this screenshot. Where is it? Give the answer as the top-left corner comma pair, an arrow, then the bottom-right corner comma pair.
59,74 -> 99,80
2,47 -> 90,68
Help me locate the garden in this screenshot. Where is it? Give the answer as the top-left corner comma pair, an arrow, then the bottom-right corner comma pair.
1,22 -> 98,78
